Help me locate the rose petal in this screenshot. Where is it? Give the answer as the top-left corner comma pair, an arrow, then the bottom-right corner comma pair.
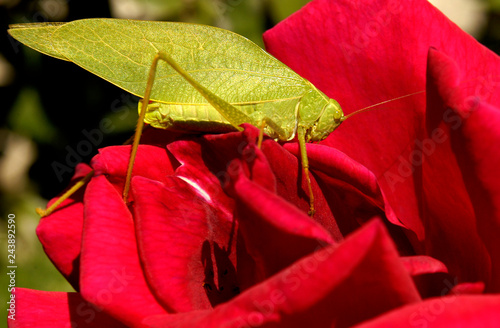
91,143 -> 176,197
352,295 -> 500,328
167,137 -> 236,219
133,175 -> 238,312
260,138 -> 343,239
143,220 -> 421,328
228,153 -> 336,281
284,142 -> 398,235
91,126 -> 178,201
80,176 -> 168,326
8,288 -> 127,328
401,256 -> 448,276
450,282 -> 485,295
36,163 -> 92,289
400,255 -> 452,299
424,48 -> 500,290
457,99 -> 500,291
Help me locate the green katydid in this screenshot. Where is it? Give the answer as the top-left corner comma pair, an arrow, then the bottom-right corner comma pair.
8,19 -> 422,217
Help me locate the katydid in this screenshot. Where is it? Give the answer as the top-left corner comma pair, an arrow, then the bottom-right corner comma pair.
8,19 -> 422,217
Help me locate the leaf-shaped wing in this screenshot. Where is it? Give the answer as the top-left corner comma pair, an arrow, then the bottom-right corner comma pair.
8,22 -> 69,61
10,19 -> 311,106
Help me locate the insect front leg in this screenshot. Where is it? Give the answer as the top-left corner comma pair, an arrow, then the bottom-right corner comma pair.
250,111 -> 287,148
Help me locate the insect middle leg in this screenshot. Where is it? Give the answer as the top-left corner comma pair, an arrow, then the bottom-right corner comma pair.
255,115 -> 287,149
251,112 -> 315,216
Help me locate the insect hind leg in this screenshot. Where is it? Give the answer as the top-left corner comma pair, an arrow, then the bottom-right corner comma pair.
122,53 -> 161,201
123,51 -> 257,201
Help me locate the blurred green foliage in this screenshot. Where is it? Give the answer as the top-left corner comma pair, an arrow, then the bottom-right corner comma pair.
489,0 -> 500,10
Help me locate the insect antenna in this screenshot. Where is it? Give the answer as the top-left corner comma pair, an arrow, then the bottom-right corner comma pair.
341,90 -> 425,122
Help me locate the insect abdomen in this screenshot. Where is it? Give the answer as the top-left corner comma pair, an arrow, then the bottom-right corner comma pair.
143,96 -> 302,139
143,102 -> 237,133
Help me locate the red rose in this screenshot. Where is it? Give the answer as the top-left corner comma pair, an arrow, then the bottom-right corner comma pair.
21,123 -> 412,327
10,0 -> 500,327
